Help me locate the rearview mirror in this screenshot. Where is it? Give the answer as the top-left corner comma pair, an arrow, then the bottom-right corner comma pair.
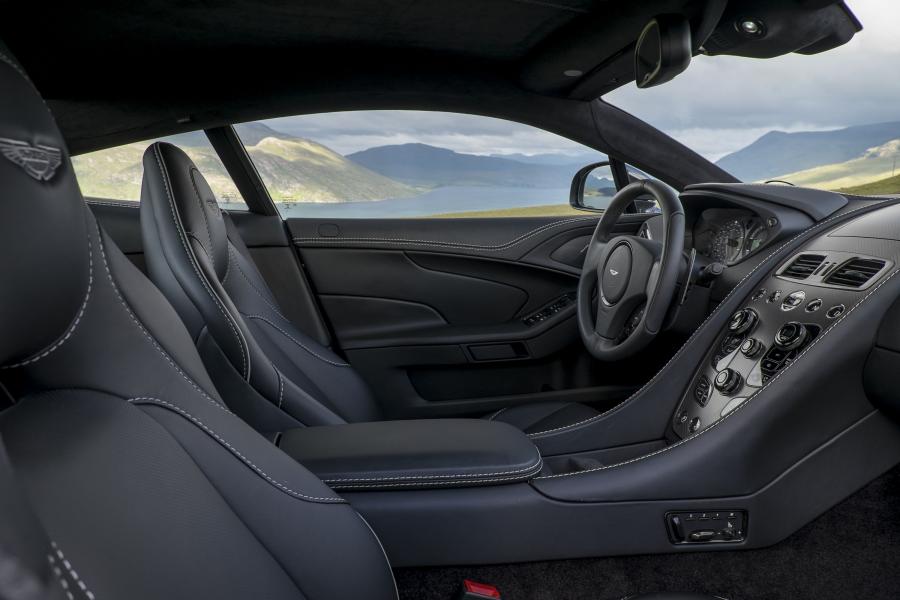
569,162 -> 618,212
635,15 -> 692,89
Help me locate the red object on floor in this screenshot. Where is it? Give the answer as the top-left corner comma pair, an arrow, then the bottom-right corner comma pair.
463,579 -> 501,599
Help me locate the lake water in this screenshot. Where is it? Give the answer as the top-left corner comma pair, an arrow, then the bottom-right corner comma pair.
228,186 -> 611,218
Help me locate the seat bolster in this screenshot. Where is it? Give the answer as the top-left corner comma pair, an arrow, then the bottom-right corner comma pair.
489,401 -> 601,435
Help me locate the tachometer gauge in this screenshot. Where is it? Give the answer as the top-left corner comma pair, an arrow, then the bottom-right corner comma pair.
709,219 -> 746,264
744,220 -> 769,255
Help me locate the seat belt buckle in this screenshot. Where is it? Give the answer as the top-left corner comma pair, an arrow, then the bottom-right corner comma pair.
458,579 -> 501,599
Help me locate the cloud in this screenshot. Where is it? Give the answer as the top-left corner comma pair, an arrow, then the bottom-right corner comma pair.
605,0 -> 900,159
257,0 -> 899,164
262,111 -> 593,156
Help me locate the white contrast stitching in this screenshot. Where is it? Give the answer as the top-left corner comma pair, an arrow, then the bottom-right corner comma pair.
94,221 -> 229,412
275,365 -> 284,409
331,475 -> 539,489
323,448 -> 543,483
292,217 -> 599,252
153,144 -> 250,380
527,200 -> 892,438
85,199 -> 139,209
245,314 -> 350,367
2,228 -> 93,369
189,167 -> 217,272
487,407 -> 509,421
228,245 -> 289,320
129,397 -> 345,503
536,262 -> 900,479
49,542 -> 96,600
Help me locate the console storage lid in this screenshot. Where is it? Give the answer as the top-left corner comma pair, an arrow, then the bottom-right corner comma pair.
278,419 -> 543,491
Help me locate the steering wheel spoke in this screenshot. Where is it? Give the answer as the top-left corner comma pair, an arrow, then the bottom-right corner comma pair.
576,180 -> 685,361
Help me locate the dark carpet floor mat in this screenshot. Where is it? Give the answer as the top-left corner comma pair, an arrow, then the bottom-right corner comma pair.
395,464 -> 900,600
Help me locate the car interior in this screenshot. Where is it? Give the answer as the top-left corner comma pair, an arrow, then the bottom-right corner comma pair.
2,1 -> 900,599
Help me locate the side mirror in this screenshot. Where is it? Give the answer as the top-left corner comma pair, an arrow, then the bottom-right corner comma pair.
635,15 -> 692,89
569,162 -> 618,212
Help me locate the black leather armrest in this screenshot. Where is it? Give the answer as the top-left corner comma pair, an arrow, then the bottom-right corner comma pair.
277,419 -> 543,491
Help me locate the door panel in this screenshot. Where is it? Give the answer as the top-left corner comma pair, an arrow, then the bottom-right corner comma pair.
289,215 -> 656,419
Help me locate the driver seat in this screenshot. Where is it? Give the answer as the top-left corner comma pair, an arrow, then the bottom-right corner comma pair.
139,142 -> 601,435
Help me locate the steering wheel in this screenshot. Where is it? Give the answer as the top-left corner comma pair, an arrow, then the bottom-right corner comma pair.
577,180 -> 685,361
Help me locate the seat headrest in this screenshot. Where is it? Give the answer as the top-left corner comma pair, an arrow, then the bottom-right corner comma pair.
0,42 -> 92,366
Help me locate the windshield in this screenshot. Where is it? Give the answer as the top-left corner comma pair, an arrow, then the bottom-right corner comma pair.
605,0 -> 900,196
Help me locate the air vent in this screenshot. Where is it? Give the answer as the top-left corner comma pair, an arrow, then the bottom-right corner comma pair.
825,258 -> 886,288
782,254 -> 826,280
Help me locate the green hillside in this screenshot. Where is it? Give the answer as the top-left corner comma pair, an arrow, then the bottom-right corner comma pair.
840,173 -> 900,196
772,139 -> 900,191
72,125 -> 416,203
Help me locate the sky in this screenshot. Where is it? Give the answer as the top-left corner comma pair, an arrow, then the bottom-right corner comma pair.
261,0 -> 900,163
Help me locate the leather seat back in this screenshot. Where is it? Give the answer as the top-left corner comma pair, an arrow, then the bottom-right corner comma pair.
0,42 -> 397,600
140,143 -> 381,428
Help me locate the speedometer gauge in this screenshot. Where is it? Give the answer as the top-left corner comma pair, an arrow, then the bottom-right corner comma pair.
709,219 -> 746,264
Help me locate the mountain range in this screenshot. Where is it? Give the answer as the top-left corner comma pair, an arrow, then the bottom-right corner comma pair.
347,143 -> 598,189
716,121 -> 900,183
73,118 -> 900,205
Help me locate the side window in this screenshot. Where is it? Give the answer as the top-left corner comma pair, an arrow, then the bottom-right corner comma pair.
71,132 -> 246,209
234,112 -> 608,218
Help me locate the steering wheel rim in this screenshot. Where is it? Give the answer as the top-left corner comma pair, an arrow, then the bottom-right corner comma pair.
577,179 -> 685,361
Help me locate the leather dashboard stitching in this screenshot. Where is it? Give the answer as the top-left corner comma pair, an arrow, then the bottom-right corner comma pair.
291,216 -> 599,252
536,252 -> 900,479
130,397 -> 346,504
2,217 -> 93,369
152,144 -> 251,380
527,200 -> 895,438
322,448 -> 543,483
245,314 -> 350,367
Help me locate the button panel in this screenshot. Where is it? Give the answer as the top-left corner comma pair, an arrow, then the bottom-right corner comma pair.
672,272 -> 866,439
523,292 -> 576,326
666,510 -> 747,545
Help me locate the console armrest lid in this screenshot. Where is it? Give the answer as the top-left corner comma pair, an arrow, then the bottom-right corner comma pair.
279,419 -> 543,491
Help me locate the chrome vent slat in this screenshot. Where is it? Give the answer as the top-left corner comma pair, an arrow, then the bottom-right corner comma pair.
824,258 -> 886,288
782,254 -> 827,280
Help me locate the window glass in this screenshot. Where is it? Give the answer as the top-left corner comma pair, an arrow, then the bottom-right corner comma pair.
234,111 -> 608,218
71,131 -> 246,208
605,0 -> 900,195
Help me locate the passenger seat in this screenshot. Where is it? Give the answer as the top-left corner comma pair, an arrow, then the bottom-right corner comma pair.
139,142 -> 602,434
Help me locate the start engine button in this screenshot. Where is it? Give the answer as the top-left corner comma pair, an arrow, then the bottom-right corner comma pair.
781,290 -> 806,311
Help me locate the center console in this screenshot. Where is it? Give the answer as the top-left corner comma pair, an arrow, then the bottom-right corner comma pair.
277,418 -> 543,491
671,250 -> 892,439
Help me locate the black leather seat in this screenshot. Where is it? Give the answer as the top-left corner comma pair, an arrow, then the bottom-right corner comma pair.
0,43 -> 729,600
139,142 -> 601,434
0,43 -> 397,599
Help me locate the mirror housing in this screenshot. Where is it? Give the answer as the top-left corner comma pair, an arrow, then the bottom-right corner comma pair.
570,162 -> 617,212
635,15 -> 692,89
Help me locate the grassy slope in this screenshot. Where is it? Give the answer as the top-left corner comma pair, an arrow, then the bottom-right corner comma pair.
839,173 -> 900,196
73,137 -> 416,203
772,140 -> 900,190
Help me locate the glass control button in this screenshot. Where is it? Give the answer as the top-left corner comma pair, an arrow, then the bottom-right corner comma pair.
826,304 -> 846,319
805,298 -> 823,312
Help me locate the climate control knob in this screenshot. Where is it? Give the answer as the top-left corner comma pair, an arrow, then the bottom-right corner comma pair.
740,338 -> 763,358
728,308 -> 759,335
714,368 -> 742,396
774,321 -> 808,351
